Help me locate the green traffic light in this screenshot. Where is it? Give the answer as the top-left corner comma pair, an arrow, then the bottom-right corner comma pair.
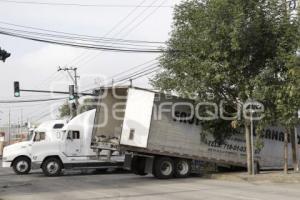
14,92 -> 20,97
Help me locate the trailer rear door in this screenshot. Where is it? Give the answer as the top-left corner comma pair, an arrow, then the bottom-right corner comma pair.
120,88 -> 155,148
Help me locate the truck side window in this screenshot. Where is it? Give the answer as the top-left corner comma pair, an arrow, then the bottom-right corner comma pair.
34,132 -> 46,142
73,131 -> 80,139
67,131 -> 80,140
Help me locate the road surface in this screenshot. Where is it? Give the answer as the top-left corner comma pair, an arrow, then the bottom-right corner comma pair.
1,165 -> 300,200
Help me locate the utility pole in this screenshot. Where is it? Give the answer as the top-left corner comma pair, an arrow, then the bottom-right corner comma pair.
58,67 -> 80,117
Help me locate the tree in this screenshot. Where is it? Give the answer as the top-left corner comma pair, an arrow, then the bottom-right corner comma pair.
152,0 -> 300,174
58,101 -> 71,118
58,98 -> 98,118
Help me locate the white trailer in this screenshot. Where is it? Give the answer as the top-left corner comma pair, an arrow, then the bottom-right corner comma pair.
2,110 -> 124,176
91,87 -> 300,179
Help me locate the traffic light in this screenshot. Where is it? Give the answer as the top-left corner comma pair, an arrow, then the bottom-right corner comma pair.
14,81 -> 20,97
0,48 -> 11,62
69,85 -> 75,100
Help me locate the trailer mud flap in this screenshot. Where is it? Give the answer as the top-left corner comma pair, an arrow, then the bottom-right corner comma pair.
124,154 -> 133,170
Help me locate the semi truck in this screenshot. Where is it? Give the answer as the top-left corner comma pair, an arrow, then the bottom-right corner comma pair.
2,110 -> 124,176
2,120 -> 66,174
90,87 -> 300,179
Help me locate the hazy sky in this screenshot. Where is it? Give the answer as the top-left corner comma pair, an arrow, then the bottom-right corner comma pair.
0,0 -> 182,125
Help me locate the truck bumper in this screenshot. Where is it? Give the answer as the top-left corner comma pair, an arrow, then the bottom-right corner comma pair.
2,161 -> 12,168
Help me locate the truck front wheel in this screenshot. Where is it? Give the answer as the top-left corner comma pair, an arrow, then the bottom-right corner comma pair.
12,157 -> 31,175
174,159 -> 191,178
153,157 -> 174,179
42,158 -> 63,177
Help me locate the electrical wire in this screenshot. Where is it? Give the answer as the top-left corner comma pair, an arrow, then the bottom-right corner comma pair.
0,0 -> 174,8
74,0 -> 165,67
0,26 -> 161,48
0,21 -> 164,44
0,29 -> 167,53
107,59 -> 157,80
66,0 -> 150,65
121,0 -> 169,37
0,97 -> 67,103
80,59 -> 159,92
114,66 -> 159,84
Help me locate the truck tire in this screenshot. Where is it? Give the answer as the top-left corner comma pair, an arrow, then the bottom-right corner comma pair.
42,158 -> 63,177
153,157 -> 174,179
174,159 -> 191,178
132,156 -> 148,176
12,157 -> 31,175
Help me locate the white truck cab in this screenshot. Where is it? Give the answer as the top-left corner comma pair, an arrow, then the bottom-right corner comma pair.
29,109 -> 124,176
2,120 -> 66,174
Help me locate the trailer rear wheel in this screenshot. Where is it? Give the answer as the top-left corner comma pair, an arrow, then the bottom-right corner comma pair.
174,159 -> 191,178
153,157 -> 174,179
42,158 -> 62,177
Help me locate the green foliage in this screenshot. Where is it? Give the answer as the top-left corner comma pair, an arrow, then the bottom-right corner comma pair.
58,101 -> 71,118
58,98 -> 98,118
152,0 -> 300,139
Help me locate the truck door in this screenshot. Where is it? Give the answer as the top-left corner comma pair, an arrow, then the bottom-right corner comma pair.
65,130 -> 81,156
120,88 -> 155,148
31,132 -> 47,161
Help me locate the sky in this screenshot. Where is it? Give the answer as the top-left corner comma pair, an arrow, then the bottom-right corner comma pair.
0,0 -> 183,126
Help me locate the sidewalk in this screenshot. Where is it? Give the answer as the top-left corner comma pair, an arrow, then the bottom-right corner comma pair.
203,171 -> 300,183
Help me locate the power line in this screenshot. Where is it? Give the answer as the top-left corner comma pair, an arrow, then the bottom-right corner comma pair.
0,0 -> 174,8
67,0 -> 151,65
115,68 -> 160,86
0,97 -> 67,103
0,21 -> 165,44
114,65 -> 159,84
81,63 -> 160,92
121,0 -> 169,37
0,26 -> 162,48
80,59 -> 159,92
107,59 -> 157,80
74,0 -> 165,67
0,99 -> 64,109
0,29 -> 167,53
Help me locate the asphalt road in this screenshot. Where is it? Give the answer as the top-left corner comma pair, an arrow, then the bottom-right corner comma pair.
1,165 -> 300,200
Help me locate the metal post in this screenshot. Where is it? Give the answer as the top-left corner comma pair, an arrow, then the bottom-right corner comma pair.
74,68 -> 79,109
8,109 -> 11,144
250,108 -> 255,175
58,67 -> 80,117
295,126 -> 299,172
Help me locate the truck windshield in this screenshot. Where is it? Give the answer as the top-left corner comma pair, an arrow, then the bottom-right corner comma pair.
27,131 -> 34,141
